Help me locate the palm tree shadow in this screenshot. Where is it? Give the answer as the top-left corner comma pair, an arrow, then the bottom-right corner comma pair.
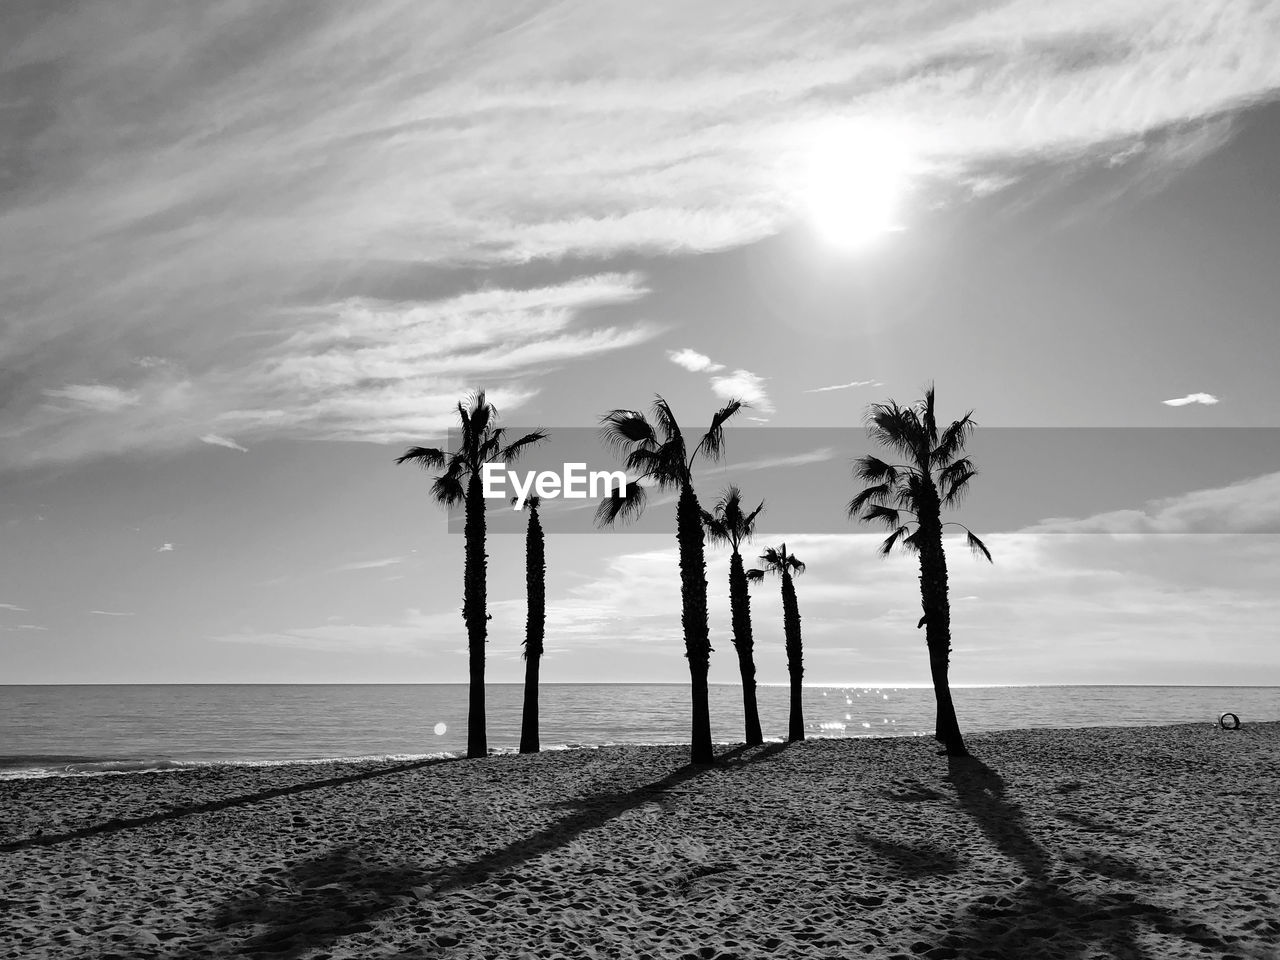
855,831 -> 963,878
426,741 -> 789,895
172,745 -> 790,958
1,756 -> 459,853
940,754 -> 1262,960
179,846 -> 429,959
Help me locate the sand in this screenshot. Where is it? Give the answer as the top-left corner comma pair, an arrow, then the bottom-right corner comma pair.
2,722 -> 1278,960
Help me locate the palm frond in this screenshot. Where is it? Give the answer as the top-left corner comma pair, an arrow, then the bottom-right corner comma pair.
395,446 -> 447,469
866,401 -> 926,464
745,568 -> 766,583
786,555 -> 806,576
966,529 -> 993,563
861,503 -> 901,529
695,399 -> 744,463
599,410 -> 657,452
854,455 -> 900,484
932,414 -> 976,467
594,481 -> 648,528
650,395 -> 682,444
847,483 -> 891,519
940,465 -> 977,508
742,501 -> 765,534
431,472 -> 466,507
701,509 -> 730,545
879,526 -> 911,557
920,383 -> 938,444
500,429 -> 548,464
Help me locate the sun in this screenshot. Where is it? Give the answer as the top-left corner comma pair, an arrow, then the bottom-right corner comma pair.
800,121 -> 915,251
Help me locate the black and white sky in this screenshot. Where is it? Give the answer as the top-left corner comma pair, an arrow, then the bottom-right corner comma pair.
3,1 -> 1280,684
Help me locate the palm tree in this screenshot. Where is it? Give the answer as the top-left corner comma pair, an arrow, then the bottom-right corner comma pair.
596,395 -> 744,765
747,544 -> 807,742
846,384 -> 992,757
515,495 -> 545,754
702,486 -> 765,746
396,391 -> 545,759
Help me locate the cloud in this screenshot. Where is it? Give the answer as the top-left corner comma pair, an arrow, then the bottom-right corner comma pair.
42,384 -> 139,412
156,543 -> 175,552
710,369 -> 774,413
2,273 -> 653,467
667,349 -> 724,373
1162,392 -> 1219,406
200,433 -> 249,453
1027,470 -> 1280,534
730,447 -> 836,472
334,557 -> 403,572
0,602 -> 28,612
3,2 -> 1279,468
5,624 -> 49,632
805,380 -> 883,393
89,609 -> 136,616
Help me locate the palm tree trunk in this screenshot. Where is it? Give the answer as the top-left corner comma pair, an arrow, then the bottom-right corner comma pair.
519,503 -> 545,754
519,655 -> 540,754
676,484 -> 714,764
781,568 -> 804,742
728,551 -> 763,745
917,493 -> 967,757
463,472 -> 488,759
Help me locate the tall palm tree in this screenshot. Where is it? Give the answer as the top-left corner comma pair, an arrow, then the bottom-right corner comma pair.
747,544 -> 807,742
596,395 -> 744,765
396,391 -> 545,759
702,486 -> 765,746
847,384 -> 992,757
516,495 -> 545,754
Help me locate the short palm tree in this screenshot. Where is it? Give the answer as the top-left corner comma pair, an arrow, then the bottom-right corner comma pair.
516,495 -> 545,754
396,391 -> 545,759
597,395 -> 744,765
747,544 -> 807,742
847,384 -> 992,757
702,486 -> 765,746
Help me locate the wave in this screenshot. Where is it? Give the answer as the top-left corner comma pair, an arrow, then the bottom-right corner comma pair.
0,751 -> 459,781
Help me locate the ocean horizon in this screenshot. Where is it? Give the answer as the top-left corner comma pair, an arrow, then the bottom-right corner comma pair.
3,683 -> 1275,779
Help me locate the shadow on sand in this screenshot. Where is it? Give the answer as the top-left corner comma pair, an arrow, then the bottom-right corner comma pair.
938,754 -> 1264,960
0,756 -> 461,853
174,741 -> 788,959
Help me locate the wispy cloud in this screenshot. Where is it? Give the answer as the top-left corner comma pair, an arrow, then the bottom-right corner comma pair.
89,609 -> 136,617
3,274 -> 653,466
156,543 -> 175,553
727,447 -> 835,472
1026,470 -> 1280,534
334,557 -> 403,572
2,2 -> 1278,468
0,602 -> 28,612
805,379 -> 883,393
200,434 -> 249,453
42,384 -> 139,413
667,349 -> 724,373
1162,392 -> 1219,406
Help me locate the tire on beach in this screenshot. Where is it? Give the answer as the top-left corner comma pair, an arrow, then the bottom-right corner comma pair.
1218,712 -> 1241,730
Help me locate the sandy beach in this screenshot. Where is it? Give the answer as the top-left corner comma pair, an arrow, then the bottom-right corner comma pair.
2,722 -> 1277,959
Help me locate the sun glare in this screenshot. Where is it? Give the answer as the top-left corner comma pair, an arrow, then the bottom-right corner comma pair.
800,122 -> 915,251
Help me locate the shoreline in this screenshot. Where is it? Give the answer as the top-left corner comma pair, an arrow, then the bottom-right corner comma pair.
3,722 -> 1278,958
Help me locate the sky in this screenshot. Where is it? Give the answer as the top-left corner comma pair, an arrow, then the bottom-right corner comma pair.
3,0 -> 1280,686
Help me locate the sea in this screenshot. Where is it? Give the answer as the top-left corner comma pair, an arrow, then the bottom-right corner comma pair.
1,684 -> 1276,779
